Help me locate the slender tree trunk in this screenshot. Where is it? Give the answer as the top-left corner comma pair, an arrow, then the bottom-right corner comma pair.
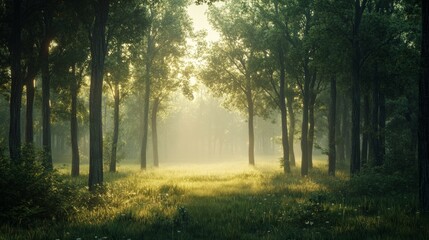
336,99 -> 344,164
110,44 -> 122,172
110,81 -> 120,172
286,94 -> 296,167
278,42 -> 290,173
370,63 -> 380,166
362,92 -> 370,166
342,95 -> 351,166
274,2 -> 290,172
419,0 -> 429,213
152,98 -> 160,167
328,76 -> 337,176
350,0 -> 367,174
344,97 -> 352,164
41,35 -> 53,170
308,80 -> 316,169
88,0 -> 109,191
141,33 -> 153,170
379,90 -> 386,164
351,51 -> 361,174
247,84 -> 255,166
71,65 -> 80,177
9,0 -> 23,162
301,63 -> 310,176
301,9 -> 312,176
25,71 -> 36,145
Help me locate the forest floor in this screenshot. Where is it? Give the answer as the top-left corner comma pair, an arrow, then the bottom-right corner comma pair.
1,158 -> 429,240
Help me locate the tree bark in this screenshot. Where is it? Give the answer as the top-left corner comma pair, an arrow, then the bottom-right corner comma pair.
71,65 -> 80,177
350,0 -> 367,174
379,90 -> 386,165
278,42 -> 290,173
369,63 -> 380,166
246,78 -> 255,166
420,0 -> 429,213
41,34 -> 53,170
274,2 -> 290,172
343,95 -> 352,164
9,0 -> 23,162
328,76 -> 337,176
336,98 -> 345,164
286,93 -> 296,167
141,32 -> 153,170
110,80 -> 120,172
88,0 -> 109,191
151,98 -> 160,167
362,92 -> 370,166
308,71 -> 317,169
301,61 -> 310,176
25,62 -> 37,145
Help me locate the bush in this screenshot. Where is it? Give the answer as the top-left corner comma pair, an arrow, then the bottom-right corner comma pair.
346,167 -> 416,197
0,146 -> 75,226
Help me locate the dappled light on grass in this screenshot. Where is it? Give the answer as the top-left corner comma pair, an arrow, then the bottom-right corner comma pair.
2,160 -> 428,239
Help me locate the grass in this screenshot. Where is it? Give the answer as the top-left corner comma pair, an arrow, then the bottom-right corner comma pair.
1,158 -> 428,240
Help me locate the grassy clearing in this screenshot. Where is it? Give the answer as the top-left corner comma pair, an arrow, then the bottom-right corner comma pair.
1,159 -> 428,240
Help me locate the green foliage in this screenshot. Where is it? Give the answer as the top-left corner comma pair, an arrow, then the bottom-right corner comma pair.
0,146 -> 76,226
102,133 -> 125,168
346,167 -> 416,198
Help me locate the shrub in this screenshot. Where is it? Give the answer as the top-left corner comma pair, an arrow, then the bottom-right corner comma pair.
0,146 -> 76,226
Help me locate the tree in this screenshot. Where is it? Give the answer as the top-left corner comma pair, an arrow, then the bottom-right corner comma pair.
419,0 -> 429,213
139,0 -> 190,169
252,0 -> 291,172
105,0 -> 146,172
328,76 -> 336,176
201,1 -> 276,165
7,0 -> 23,162
51,0 -> 92,177
40,0 -> 55,170
350,0 -> 368,174
88,0 -> 109,191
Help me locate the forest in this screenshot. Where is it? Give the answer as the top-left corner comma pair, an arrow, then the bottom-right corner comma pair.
1,0 -> 429,239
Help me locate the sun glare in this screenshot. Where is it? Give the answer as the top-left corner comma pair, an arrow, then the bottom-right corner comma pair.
187,3 -> 220,43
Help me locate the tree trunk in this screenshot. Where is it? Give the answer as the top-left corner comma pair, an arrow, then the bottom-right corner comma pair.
110,81 -> 120,172
141,33 -> 153,170
246,81 -> 255,166
41,35 -> 53,170
25,70 -> 36,145
379,90 -> 386,164
342,95 -> 351,166
308,73 -> 317,169
9,0 -> 23,162
286,93 -> 296,167
362,92 -> 370,166
274,2 -> 290,172
370,63 -> 380,166
278,42 -> 290,173
88,0 -> 109,191
350,0 -> 366,174
301,62 -> 310,176
71,65 -> 80,177
420,0 -> 429,213
336,99 -> 345,164
328,76 -> 337,176
152,98 -> 160,167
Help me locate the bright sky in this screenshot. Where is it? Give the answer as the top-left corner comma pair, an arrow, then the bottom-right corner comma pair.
187,3 -> 220,43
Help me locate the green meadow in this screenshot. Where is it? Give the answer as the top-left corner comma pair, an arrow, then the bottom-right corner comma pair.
1,159 -> 428,240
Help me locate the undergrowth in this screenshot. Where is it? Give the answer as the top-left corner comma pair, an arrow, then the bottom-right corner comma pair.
0,161 -> 427,240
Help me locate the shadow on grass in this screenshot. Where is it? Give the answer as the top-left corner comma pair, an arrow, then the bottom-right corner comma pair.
3,165 -> 429,240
